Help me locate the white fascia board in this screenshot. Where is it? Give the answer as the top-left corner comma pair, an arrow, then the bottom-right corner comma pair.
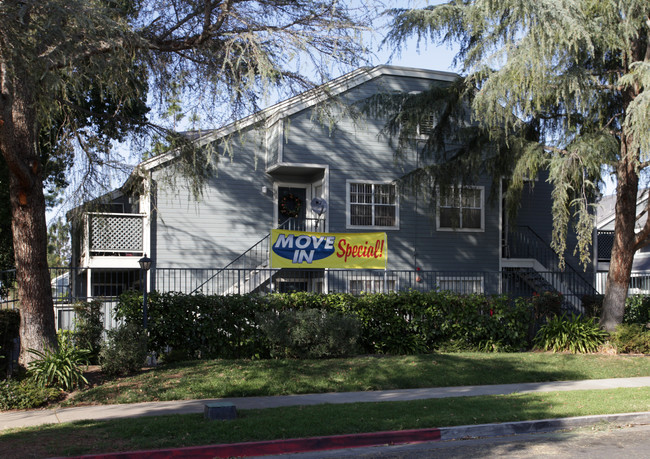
87,257 -> 142,269
597,193 -> 649,230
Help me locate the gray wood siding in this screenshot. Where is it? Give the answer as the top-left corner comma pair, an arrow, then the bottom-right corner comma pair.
279,73 -> 501,272
147,71 -> 543,277
152,128 -> 274,268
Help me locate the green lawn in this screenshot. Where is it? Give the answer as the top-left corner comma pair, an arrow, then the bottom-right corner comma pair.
1,353 -> 649,458
2,387 -> 649,458
66,352 -> 650,406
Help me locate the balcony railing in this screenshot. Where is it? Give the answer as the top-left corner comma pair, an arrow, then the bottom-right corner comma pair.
86,213 -> 145,255
597,230 -> 614,261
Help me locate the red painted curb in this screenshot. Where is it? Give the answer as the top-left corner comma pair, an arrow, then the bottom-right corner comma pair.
64,428 -> 442,458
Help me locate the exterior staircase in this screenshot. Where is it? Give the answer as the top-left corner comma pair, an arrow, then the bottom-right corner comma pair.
190,217 -> 322,295
503,226 -> 597,312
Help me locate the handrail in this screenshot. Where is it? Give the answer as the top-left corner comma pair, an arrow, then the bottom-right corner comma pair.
508,225 -> 596,295
188,218 -> 304,295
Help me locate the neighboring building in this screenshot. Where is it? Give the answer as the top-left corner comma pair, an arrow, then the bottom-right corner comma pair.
66,65 -> 595,309
596,191 -> 650,294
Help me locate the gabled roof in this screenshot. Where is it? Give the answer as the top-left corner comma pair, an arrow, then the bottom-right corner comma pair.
70,65 -> 459,212
596,190 -> 649,231
139,65 -> 459,172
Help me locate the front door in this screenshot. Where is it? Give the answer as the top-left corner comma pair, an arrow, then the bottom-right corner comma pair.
278,186 -> 307,230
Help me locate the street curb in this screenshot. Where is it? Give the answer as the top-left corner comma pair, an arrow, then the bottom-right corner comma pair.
60,411 -> 650,459
438,411 -> 650,440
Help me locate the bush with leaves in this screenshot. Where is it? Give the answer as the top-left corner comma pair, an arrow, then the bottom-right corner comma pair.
115,290 -> 269,360
100,323 -> 148,376
72,300 -> 104,364
581,294 -> 604,319
531,291 -> 563,321
258,308 -> 360,359
0,377 -> 61,410
534,314 -> 608,353
623,295 -> 650,325
28,331 -> 90,391
610,324 -> 650,354
111,290 -> 539,358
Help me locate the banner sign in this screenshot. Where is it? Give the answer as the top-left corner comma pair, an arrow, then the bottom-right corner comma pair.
270,229 -> 387,269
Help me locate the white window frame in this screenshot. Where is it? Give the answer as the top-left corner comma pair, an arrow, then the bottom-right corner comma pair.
349,279 -> 397,295
438,276 -> 484,294
436,186 -> 485,232
346,180 -> 399,230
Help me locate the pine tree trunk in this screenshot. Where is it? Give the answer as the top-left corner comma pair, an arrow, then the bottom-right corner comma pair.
0,66 -> 57,365
600,140 -> 638,332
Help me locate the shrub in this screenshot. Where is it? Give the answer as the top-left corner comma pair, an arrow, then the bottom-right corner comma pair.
624,295 -> 650,324
28,331 -> 90,391
100,323 -> 148,376
581,294 -> 604,319
0,377 -> 61,410
532,291 -> 563,321
610,324 -> 650,354
581,294 -> 650,324
348,291 -> 427,355
115,291 -> 268,359
112,290 -> 538,359
114,290 -> 145,326
534,314 -> 608,353
257,308 -> 360,359
73,300 -> 104,364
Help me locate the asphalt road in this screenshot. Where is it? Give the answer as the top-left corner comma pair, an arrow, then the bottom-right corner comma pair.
271,422 -> 650,459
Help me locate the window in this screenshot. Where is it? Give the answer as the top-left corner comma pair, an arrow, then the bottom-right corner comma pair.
628,275 -> 650,294
92,284 -> 125,297
349,279 -> 396,295
347,181 -> 398,229
438,277 -> 483,294
437,186 -> 484,231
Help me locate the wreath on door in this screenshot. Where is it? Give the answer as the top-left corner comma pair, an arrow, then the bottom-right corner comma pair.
280,193 -> 302,218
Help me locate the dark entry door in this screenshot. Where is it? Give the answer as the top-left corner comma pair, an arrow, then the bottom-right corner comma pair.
278,187 -> 307,230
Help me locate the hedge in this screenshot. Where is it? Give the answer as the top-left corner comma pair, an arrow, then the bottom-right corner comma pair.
115,290 -> 536,359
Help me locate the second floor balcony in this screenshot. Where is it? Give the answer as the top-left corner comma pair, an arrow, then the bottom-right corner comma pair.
80,213 -> 147,267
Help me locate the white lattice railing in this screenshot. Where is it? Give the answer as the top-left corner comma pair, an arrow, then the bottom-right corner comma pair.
87,213 -> 144,254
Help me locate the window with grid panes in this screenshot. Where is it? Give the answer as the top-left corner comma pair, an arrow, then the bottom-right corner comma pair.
349,279 -> 396,294
438,277 -> 483,294
348,182 -> 397,228
438,186 -> 483,230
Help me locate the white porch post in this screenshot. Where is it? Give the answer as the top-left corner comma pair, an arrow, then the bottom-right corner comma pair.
86,268 -> 92,300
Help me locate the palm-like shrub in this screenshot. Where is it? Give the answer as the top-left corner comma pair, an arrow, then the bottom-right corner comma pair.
534,314 -> 607,353
28,332 -> 90,391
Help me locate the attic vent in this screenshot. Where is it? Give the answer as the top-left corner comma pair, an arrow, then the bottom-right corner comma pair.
418,114 -> 436,136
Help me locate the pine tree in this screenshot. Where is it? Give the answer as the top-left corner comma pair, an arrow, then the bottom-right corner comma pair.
382,0 -> 649,331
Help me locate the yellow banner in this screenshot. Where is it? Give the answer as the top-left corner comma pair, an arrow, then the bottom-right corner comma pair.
270,230 -> 387,269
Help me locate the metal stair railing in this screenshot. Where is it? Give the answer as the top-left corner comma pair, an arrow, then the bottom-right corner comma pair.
506,226 -> 597,308
189,217 -> 322,295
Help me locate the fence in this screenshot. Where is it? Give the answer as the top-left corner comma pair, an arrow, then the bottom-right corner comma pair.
1,265 -> 596,316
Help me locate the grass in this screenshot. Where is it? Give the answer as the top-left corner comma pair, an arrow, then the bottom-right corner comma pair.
1,352 -> 649,457
2,387 -> 649,458
65,352 -> 650,406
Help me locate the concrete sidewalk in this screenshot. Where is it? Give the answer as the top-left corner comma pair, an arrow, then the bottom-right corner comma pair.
2,376 -> 650,431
